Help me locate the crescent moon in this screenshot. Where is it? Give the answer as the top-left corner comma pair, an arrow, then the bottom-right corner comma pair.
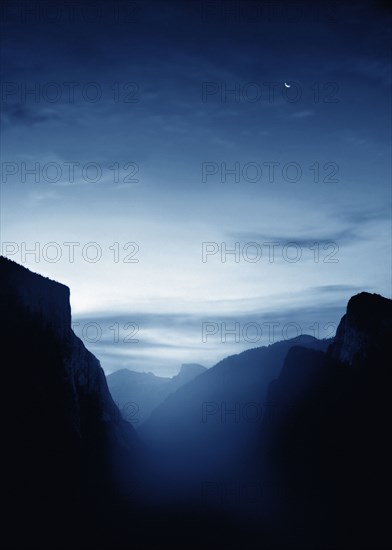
284,82 -> 291,88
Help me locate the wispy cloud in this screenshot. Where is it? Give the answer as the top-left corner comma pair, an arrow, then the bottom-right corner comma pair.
229,228 -> 359,248
0,103 -> 59,127
26,190 -> 60,206
290,110 -> 314,119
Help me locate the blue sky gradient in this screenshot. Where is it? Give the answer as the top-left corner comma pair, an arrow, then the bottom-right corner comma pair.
1,0 -> 391,375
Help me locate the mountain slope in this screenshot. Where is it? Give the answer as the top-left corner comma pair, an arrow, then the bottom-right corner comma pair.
107,363 -> 207,425
3,256 -> 389,549
138,335 -> 331,490
329,291 -> 392,367
260,292 -> 392,548
0,257 -> 138,549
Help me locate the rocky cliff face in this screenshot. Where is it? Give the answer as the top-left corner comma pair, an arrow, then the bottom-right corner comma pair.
3,258 -> 390,549
1,254 -> 71,340
1,256 -> 132,443
260,292 -> 392,549
170,362 -> 207,387
0,257 -> 137,549
329,291 -> 392,367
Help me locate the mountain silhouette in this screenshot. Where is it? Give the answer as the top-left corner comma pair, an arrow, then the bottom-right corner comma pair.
0,257 -> 139,549
138,335 -> 332,499
107,363 -> 206,424
259,292 -> 391,549
1,256 -> 390,549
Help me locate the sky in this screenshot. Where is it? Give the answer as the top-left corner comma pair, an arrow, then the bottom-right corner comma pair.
0,0 -> 391,375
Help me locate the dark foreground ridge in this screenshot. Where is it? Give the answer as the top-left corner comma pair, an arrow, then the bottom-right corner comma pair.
1,257 -> 391,549
1,257 -> 140,549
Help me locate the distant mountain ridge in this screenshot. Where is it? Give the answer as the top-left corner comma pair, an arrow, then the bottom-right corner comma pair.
107,363 -> 207,424
173,363 -> 207,384
2,255 -> 390,549
138,334 -> 332,490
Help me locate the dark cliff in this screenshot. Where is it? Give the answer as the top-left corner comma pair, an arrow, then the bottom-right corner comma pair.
0,257 -> 137,549
261,292 -> 392,549
329,291 -> 392,367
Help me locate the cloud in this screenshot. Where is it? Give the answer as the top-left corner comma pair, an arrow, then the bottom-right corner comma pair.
348,56 -> 392,86
26,190 -> 60,206
0,103 -> 58,127
228,228 -> 359,248
310,284 -> 371,296
290,110 -> 315,119
71,293 -> 350,376
334,207 -> 391,225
